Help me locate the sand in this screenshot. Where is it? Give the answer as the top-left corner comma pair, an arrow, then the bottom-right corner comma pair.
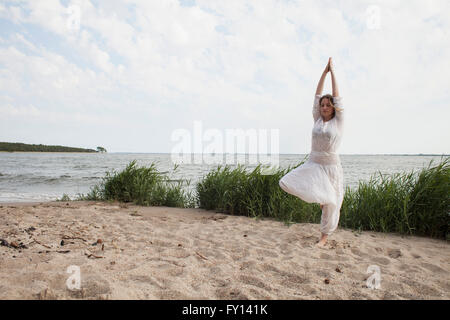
0,200 -> 448,300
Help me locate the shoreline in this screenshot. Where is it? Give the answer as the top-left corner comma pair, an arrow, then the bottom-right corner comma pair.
0,151 -> 99,154
1,151 -> 448,156
0,201 -> 449,299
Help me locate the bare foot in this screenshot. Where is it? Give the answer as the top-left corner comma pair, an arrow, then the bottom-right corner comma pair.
316,233 -> 328,248
316,240 -> 327,247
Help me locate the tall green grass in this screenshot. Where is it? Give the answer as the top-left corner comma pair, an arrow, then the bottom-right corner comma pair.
195,158 -> 321,225
340,157 -> 449,239
77,156 -> 449,239
76,160 -> 196,208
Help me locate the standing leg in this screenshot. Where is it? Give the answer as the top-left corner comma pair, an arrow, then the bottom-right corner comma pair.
317,166 -> 344,247
320,203 -> 340,235
316,203 -> 337,247
318,204 -> 326,246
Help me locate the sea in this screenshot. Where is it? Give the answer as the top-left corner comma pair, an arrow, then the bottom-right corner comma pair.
0,152 -> 447,203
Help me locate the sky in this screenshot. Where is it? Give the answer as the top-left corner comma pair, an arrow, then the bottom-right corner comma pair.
0,0 -> 449,155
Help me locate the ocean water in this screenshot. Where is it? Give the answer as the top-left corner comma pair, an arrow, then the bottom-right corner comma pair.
0,152 -> 447,203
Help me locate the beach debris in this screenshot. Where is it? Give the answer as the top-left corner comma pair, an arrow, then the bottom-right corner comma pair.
4,240 -> 28,249
209,214 -> 228,221
328,240 -> 338,249
0,239 -> 9,247
57,250 -> 71,254
25,226 -> 36,234
335,266 -> 343,273
110,261 -> 115,265
85,252 -> 104,259
60,239 -> 75,246
62,235 -> 87,242
195,251 -> 208,260
102,244 -> 104,251
92,239 -> 103,246
178,243 -> 182,247
387,248 -> 402,259
243,234 -> 247,237
31,238 -> 51,249
324,278 -> 330,284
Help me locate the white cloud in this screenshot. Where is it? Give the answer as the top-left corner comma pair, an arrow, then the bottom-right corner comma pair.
0,0 -> 449,154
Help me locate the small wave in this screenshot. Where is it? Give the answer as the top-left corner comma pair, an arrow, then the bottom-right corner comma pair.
0,192 -> 59,202
73,165 -> 89,169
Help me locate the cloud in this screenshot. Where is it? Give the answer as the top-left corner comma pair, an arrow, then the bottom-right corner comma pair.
0,0 -> 449,154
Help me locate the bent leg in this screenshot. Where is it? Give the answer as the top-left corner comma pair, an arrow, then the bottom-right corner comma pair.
279,178 -> 288,193
279,178 -> 300,199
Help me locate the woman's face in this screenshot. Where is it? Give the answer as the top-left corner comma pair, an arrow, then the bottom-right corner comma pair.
320,98 -> 334,119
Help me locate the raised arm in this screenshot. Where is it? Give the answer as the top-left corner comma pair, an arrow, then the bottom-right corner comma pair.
329,58 -> 344,126
315,63 -> 329,95
329,58 -> 340,97
313,60 -> 330,121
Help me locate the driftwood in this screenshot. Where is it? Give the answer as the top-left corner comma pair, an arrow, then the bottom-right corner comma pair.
195,251 -> 208,260
31,238 -> 51,249
85,252 -> 104,259
62,235 -> 87,242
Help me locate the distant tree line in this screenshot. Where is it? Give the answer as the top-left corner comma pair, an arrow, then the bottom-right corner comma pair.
0,142 -> 101,153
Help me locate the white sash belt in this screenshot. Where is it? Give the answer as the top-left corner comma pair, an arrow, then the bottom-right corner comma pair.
309,151 -> 340,165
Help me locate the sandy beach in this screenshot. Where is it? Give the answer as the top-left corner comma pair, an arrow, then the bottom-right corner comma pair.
0,200 -> 448,300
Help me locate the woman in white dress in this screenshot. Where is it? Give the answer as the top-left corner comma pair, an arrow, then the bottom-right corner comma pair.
279,57 -> 344,247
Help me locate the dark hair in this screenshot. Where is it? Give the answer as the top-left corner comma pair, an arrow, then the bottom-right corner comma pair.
319,94 -> 335,118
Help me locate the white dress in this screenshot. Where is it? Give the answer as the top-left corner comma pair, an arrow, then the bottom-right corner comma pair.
279,94 -> 345,235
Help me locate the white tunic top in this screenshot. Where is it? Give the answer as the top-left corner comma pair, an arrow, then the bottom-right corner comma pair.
310,94 -> 344,165
279,94 -> 345,207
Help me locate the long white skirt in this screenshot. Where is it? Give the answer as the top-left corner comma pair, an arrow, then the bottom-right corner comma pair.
279,159 -> 344,235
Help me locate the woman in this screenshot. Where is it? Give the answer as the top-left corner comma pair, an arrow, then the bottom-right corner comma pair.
279,57 -> 345,247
